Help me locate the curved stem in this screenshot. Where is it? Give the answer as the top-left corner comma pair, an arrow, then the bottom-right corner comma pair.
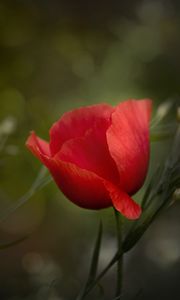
76,221 -> 103,300
82,250 -> 122,298
114,209 -> 123,298
81,210 -> 124,299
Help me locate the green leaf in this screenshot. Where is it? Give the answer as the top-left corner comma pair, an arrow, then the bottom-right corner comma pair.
150,120 -> 176,142
150,131 -> 173,142
141,164 -> 162,209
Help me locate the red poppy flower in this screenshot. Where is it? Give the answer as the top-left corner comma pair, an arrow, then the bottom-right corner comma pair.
26,99 -> 152,219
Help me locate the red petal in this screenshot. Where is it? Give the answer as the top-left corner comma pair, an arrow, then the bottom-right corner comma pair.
104,182 -> 141,219
106,99 -> 152,195
58,128 -> 119,183
26,131 -> 51,162
49,103 -> 114,156
52,157 -> 111,209
26,132 -> 111,209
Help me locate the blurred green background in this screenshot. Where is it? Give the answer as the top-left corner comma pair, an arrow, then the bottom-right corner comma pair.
0,0 -> 180,299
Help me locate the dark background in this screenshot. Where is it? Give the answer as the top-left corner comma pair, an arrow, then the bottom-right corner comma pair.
0,0 -> 180,299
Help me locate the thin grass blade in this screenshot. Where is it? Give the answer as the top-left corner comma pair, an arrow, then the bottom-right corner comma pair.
76,220 -> 103,300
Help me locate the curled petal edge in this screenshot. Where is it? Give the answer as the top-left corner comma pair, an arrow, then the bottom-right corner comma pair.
104,182 -> 142,220
26,132 -> 142,219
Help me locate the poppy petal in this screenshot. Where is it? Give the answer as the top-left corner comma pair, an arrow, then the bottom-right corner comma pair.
26,131 -> 51,162
58,127 -> 119,183
49,103 -> 114,156
53,157 -> 112,209
104,182 -> 141,219
106,99 -> 152,195
26,132 -> 111,209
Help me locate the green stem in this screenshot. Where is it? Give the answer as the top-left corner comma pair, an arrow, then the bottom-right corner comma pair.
78,213 -> 124,299
76,221 -> 103,300
81,250 -> 122,298
114,209 -> 123,299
